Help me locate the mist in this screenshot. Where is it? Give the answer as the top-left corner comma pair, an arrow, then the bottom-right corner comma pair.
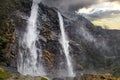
42,0 -> 98,12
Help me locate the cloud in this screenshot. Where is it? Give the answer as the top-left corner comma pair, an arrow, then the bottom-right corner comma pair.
77,2 -> 120,20
92,15 -> 120,30
42,0 -> 120,12
42,0 -> 98,12
108,0 -> 120,2
82,10 -> 120,21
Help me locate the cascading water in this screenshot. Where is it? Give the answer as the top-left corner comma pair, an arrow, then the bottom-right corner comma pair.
18,0 -> 46,76
57,11 -> 75,77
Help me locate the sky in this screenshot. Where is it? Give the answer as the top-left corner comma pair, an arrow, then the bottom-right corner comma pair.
78,1 -> 120,30
43,0 -> 120,30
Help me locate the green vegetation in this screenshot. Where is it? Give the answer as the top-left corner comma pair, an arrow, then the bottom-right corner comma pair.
0,68 -> 11,80
112,65 -> 120,78
93,25 -> 103,31
0,71 -> 11,80
40,77 -> 48,80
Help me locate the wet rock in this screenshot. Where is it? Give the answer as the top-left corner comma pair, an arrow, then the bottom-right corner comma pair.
1,0 -> 120,78
81,74 -> 117,80
7,74 -> 48,80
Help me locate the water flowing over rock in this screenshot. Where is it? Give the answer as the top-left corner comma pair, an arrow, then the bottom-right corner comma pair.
17,0 -> 46,76
1,0 -> 120,79
11,2 -> 120,78
57,11 -> 75,77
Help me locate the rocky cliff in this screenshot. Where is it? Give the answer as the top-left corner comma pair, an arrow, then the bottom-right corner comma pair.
0,0 -> 120,78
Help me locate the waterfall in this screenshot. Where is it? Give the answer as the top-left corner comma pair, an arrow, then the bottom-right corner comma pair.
18,0 -> 46,76
57,11 -> 75,77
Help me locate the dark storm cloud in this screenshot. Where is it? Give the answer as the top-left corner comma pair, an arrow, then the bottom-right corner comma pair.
42,0 -> 98,12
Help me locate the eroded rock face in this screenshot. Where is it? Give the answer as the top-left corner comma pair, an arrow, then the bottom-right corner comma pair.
1,0 -> 120,77
0,0 -> 18,67
80,74 -> 117,80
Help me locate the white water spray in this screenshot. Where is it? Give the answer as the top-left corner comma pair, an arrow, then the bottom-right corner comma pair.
57,11 -> 75,77
18,0 -> 46,76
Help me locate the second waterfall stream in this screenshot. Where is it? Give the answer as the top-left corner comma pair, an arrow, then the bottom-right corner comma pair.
57,11 -> 75,77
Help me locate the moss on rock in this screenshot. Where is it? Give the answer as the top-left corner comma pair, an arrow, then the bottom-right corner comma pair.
0,67 -> 11,80
40,77 -> 48,80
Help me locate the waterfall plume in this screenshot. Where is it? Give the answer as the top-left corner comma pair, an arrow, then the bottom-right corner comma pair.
17,0 -> 46,76
57,11 -> 75,77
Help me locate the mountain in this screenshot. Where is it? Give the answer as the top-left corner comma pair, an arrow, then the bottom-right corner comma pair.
0,0 -> 120,79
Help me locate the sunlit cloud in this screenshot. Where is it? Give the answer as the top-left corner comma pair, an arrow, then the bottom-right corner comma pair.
92,16 -> 120,30
78,2 -> 120,14
77,1 -> 120,30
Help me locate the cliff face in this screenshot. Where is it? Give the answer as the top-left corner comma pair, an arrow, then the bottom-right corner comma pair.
1,0 -> 120,77
0,0 -> 16,67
